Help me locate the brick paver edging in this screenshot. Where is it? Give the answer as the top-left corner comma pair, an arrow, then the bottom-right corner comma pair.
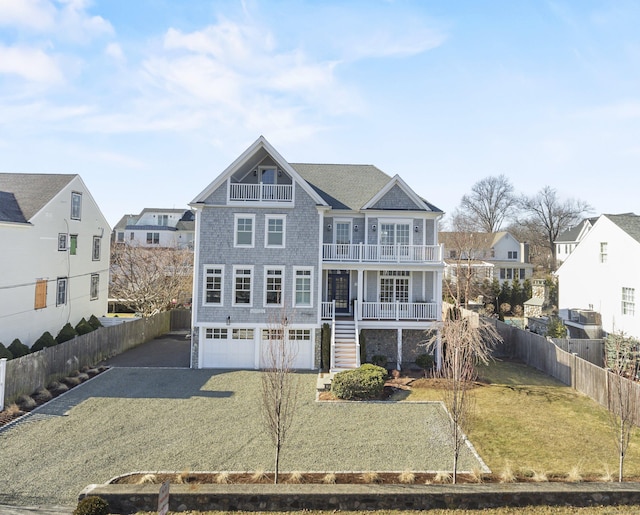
80,481 -> 640,513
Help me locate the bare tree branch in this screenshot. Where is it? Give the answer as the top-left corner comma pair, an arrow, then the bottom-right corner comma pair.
458,175 -> 517,233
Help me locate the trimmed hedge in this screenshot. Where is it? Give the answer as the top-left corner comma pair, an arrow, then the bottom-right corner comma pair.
88,314 -> 103,330
415,353 -> 434,371
331,363 -> 387,400
56,323 -> 78,344
75,318 -> 94,336
321,323 -> 331,372
0,342 -> 13,360
8,338 -> 30,358
31,332 -> 57,352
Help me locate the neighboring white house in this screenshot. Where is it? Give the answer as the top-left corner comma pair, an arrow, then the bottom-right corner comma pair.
0,173 -> 111,347
112,208 -> 195,249
554,217 -> 599,265
555,213 -> 640,339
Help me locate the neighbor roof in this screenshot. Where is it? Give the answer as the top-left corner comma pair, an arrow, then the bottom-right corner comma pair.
439,231 -> 509,249
0,173 -> 76,222
605,213 -> 640,244
0,192 -> 28,223
555,217 -> 599,243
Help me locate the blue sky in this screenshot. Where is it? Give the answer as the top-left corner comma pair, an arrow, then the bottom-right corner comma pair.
1,0 -> 639,227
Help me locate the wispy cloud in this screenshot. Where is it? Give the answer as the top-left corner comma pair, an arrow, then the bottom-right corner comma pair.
0,45 -> 63,83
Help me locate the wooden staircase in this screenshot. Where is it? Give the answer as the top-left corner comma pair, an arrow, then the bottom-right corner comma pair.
332,319 -> 359,371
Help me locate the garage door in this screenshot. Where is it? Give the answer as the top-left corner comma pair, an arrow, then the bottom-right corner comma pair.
201,327 -> 256,368
259,329 -> 314,370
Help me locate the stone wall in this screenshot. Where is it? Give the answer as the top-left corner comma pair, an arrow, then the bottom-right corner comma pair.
360,328 -> 432,369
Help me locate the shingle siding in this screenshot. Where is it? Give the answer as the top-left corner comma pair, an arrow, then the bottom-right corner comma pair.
371,184 -> 421,210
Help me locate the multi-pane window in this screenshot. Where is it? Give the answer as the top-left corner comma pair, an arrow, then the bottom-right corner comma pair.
622,287 -> 635,316
34,279 -> 47,309
262,329 -> 284,340
56,277 -> 67,306
71,192 -> 82,220
519,268 -> 525,280
294,268 -> 312,307
92,236 -> 101,261
235,214 -> 255,247
205,328 -> 228,339
147,232 -> 160,244
499,268 -> 506,280
204,266 -> 223,305
335,222 -> 351,245
266,216 -> 285,247
117,232 -> 125,243
157,214 -> 168,226
288,329 -> 311,340
265,268 -> 283,306
58,233 -> 67,251
380,270 -> 409,303
90,274 -> 99,300
508,251 -> 518,260
234,267 -> 253,305
232,328 -> 254,339
69,234 -> 78,255
600,242 -> 608,263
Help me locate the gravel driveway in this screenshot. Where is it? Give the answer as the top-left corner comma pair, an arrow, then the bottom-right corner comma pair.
0,368 -> 486,506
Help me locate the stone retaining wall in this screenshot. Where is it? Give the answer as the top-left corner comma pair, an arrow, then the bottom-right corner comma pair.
80,482 -> 640,514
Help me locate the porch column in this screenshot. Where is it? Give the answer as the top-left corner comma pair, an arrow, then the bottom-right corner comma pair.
435,269 -> 443,320
396,328 -> 402,371
357,269 -> 364,321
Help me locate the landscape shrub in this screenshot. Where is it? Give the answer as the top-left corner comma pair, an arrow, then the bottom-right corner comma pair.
31,332 -> 56,352
8,338 -> 30,358
56,323 -> 78,344
73,496 -> 109,515
415,353 -> 434,372
0,343 -> 12,360
370,354 -> 387,368
359,330 -> 366,365
331,363 -> 387,400
88,314 -> 103,330
75,318 -> 94,335
321,323 -> 331,372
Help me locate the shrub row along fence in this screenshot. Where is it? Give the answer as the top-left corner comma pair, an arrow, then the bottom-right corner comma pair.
1,309 -> 191,408
488,318 -> 640,426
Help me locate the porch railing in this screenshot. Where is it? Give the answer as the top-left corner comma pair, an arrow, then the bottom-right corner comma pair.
229,183 -> 293,202
322,243 -> 442,263
360,301 -> 439,321
321,301 -> 335,320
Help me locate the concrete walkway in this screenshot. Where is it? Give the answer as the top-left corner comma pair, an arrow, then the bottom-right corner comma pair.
98,331 -> 191,368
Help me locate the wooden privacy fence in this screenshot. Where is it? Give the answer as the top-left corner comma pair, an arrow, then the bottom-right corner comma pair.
2,309 -> 191,406
488,318 -> 640,426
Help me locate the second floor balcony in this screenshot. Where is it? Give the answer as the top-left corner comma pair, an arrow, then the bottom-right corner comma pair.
229,183 -> 293,203
322,243 -> 443,264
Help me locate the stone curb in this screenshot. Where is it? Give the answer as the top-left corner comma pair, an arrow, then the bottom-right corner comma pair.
80,481 -> 640,514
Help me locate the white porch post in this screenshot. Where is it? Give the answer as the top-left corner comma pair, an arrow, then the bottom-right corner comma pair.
357,269 -> 364,321
0,357 -> 7,411
396,328 -> 402,371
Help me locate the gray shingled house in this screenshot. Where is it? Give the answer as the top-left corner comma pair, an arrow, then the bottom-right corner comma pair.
189,136 -> 444,371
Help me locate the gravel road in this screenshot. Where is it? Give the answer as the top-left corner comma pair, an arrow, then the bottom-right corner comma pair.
0,368 -> 485,506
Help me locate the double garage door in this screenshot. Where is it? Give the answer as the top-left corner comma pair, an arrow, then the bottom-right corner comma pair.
201,327 -> 314,369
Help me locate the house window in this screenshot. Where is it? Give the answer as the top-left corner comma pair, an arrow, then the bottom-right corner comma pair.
130,232 -> 135,240
508,251 -> 518,260
379,270 -> 409,303
232,328 -> 254,339
449,250 -> 457,259
90,274 -> 99,300
117,232 -> 125,243
34,279 -> 47,309
519,268 -> 525,280
92,236 -> 101,261
622,287 -> 635,316
157,214 -> 168,226
147,232 -> 160,244
56,277 -> 67,306
58,233 -> 67,251
289,329 -> 311,341
262,328 -> 284,340
205,328 -> 228,339
234,214 -> 255,247
233,267 -> 253,305
506,268 -> 513,280
265,215 -> 285,247
265,267 -> 284,306
71,192 -> 82,220
380,223 -> 410,246
294,268 -> 313,307
69,234 -> 78,255
499,268 -> 506,280
204,266 -> 224,305
600,242 -> 608,263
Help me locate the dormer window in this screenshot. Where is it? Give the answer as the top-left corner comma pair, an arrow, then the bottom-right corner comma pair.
260,167 -> 277,184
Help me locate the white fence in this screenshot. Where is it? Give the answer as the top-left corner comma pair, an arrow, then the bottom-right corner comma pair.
0,358 -> 6,411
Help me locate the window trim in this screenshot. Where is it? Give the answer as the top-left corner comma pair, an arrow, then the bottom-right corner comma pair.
265,214 -> 286,248
146,232 -> 160,245
203,265 -> 224,306
92,236 -> 101,261
264,266 -> 285,307
600,242 -> 608,263
56,277 -> 68,306
622,287 -> 635,316
233,265 -> 254,307
293,267 -> 313,308
69,234 -> 78,256
58,233 -> 67,251
90,273 -> 100,301
234,213 -> 256,248
71,191 -> 82,220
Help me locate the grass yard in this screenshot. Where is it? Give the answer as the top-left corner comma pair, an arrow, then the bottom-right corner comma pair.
401,359 -> 640,479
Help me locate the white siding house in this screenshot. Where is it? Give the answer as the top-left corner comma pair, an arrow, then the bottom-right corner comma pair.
555,213 -> 640,339
0,174 -> 110,347
112,208 -> 195,249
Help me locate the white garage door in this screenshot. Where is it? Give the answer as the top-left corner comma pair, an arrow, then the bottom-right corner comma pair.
201,327 -> 256,368
259,329 -> 314,370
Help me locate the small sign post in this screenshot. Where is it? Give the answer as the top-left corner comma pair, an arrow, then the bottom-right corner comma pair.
158,480 -> 170,515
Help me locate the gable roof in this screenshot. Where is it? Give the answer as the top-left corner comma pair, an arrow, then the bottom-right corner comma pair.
0,191 -> 28,223
604,213 -> 640,244
439,231 -> 511,249
555,217 -> 599,244
0,173 -> 77,222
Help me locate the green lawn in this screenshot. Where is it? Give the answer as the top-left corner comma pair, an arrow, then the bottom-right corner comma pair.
402,359 -> 640,479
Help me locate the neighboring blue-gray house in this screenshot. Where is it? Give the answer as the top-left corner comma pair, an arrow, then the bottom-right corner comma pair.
189,136 -> 444,371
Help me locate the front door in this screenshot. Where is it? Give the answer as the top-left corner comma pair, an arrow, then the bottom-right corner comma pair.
328,271 -> 350,314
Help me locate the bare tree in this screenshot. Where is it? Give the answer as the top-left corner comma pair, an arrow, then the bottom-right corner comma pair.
519,186 -> 592,270
605,331 -> 639,482
109,243 -> 193,316
425,308 -> 501,483
457,175 -> 517,233
260,312 -> 299,484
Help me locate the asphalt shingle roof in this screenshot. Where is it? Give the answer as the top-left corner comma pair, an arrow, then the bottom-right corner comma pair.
606,213 -> 640,244
0,173 -> 76,222
0,191 -> 28,223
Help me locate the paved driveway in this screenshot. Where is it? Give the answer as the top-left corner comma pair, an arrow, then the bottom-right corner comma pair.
0,367 -> 486,507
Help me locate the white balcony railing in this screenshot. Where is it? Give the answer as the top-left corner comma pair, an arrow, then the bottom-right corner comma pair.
360,301 -> 439,321
322,243 -> 442,264
229,183 -> 293,202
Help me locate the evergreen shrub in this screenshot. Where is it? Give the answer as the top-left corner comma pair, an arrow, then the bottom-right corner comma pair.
331,363 -> 387,400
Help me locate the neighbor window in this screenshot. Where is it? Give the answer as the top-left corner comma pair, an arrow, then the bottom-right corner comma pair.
116,231 -> 125,243
508,251 -> 518,260
204,266 -> 224,305
294,268 -> 313,307
622,287 -> 635,316
92,236 -> 101,261
90,274 -> 99,300
234,214 -> 255,247
71,192 -> 82,220
265,215 -> 286,247
58,233 -> 67,251
34,279 -> 47,309
56,277 -> 67,306
146,232 -> 160,244
69,234 -> 78,255
157,214 -> 168,226
519,268 -> 526,280
265,267 -> 284,306
600,242 -> 608,263
233,267 -> 253,305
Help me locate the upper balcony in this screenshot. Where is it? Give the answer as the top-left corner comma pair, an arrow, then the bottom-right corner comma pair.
322,243 -> 443,264
229,182 -> 293,203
